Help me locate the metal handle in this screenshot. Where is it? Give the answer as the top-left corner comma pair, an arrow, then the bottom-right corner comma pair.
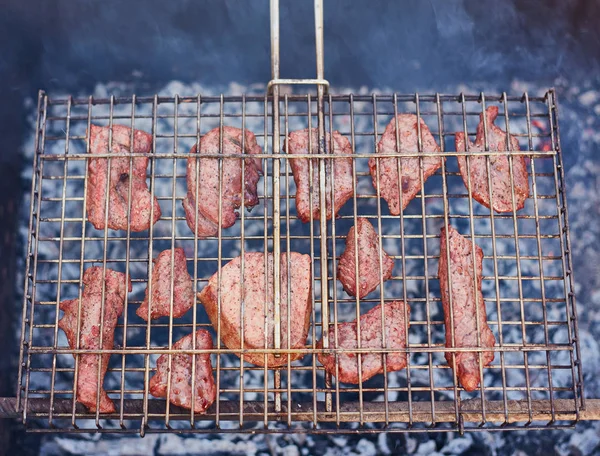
268,0 -> 330,92
269,0 -> 332,413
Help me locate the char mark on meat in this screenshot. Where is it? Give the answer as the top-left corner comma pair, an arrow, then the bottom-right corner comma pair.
455,106 -> 529,213
149,329 -> 216,412
317,301 -> 410,384
337,217 -> 394,298
137,248 -> 194,321
197,251 -> 312,367
370,115 -> 443,215
438,225 -> 496,392
183,126 -> 263,237
86,124 -> 161,232
284,128 -> 353,222
58,266 -> 132,413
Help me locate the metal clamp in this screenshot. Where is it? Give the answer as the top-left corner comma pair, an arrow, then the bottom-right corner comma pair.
267,78 -> 330,94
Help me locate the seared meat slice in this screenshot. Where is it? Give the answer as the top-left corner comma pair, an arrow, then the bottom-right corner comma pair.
455,106 -> 529,213
198,252 -> 312,367
149,329 -> 216,412
438,225 -> 495,392
58,266 -> 132,413
183,127 -> 263,237
337,218 -> 394,298
285,128 -> 353,222
136,248 -> 194,321
317,301 -> 410,384
370,115 -> 443,215
86,124 -> 161,231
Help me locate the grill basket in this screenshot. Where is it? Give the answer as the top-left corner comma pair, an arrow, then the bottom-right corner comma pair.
7,0 -> 597,436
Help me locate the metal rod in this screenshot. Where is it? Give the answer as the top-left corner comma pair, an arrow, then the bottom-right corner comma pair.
314,0 -> 331,416
17,90 -> 43,411
2,397 -> 599,423
270,0 -> 283,417
549,89 -> 585,410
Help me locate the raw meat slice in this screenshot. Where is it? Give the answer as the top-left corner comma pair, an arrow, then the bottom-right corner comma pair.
317,301 -> 410,384
183,127 -> 263,237
337,217 -> 394,298
149,329 -> 216,413
285,128 -> 353,222
86,124 -> 161,231
198,252 -> 312,367
59,266 -> 132,413
454,106 -> 529,212
136,248 -> 194,321
370,115 -> 443,214
438,224 -> 496,392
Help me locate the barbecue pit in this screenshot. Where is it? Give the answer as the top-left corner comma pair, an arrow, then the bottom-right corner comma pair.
3,0 -> 596,435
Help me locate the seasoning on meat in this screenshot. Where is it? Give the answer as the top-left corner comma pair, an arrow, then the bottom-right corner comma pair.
438,225 -> 495,392
317,301 -> 410,384
284,128 -> 353,222
58,266 -> 132,413
455,106 -> 529,213
136,248 -> 194,321
197,252 -> 312,368
337,217 -> 394,298
183,127 -> 263,237
370,115 -> 443,215
149,329 -> 216,413
86,124 -> 161,232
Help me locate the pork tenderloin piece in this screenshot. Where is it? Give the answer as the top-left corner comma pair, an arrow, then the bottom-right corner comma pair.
285,128 -> 353,222
149,329 -> 216,413
58,266 -> 132,413
370,115 -> 443,215
86,124 -> 161,231
438,225 -> 496,392
455,106 -> 529,212
197,252 -> 312,367
183,126 -> 263,237
337,217 -> 394,298
136,248 -> 194,320
317,301 -> 410,384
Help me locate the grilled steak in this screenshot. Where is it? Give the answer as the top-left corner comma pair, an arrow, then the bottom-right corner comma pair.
183,127 -> 263,237
317,301 -> 410,384
136,248 -> 194,321
455,106 -> 529,212
58,266 -> 132,413
370,115 -> 443,215
149,329 -> 216,413
337,218 -> 394,298
438,225 -> 495,392
198,252 -> 312,367
285,128 -> 353,222
86,124 -> 161,231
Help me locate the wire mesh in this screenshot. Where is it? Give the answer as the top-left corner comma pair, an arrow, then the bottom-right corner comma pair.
17,89 -> 583,434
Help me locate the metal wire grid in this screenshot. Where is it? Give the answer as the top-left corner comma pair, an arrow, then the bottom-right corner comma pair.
16,89 -> 583,434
